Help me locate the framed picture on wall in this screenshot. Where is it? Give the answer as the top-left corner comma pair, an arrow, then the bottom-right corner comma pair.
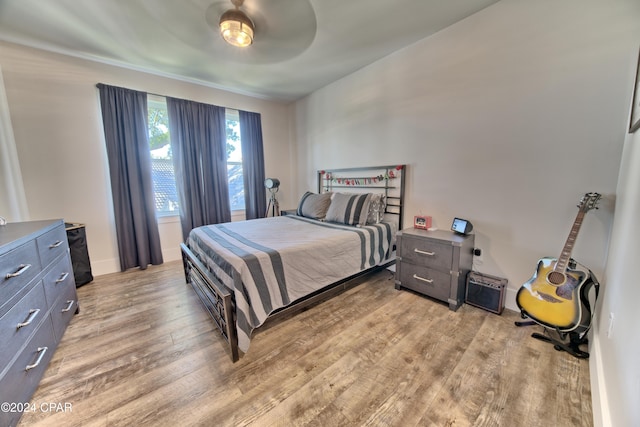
630,50 -> 640,134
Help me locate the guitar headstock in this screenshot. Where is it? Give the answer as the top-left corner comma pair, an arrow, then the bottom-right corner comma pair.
578,192 -> 601,212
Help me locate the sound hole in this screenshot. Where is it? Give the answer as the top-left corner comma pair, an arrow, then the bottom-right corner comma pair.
547,271 -> 566,285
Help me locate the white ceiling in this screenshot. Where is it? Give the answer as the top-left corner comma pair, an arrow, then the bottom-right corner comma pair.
0,0 -> 499,102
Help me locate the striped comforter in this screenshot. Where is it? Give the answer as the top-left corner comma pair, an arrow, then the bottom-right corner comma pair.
186,215 -> 396,353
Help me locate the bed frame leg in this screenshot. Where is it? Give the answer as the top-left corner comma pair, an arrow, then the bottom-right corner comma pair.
181,243 -> 241,363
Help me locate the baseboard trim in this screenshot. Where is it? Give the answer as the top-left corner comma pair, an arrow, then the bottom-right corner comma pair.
91,258 -> 119,276
590,326 -> 611,427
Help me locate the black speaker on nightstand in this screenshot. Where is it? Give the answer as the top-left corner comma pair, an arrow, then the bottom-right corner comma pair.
465,271 -> 507,314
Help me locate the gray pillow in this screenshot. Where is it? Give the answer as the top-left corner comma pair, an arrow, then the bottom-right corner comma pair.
296,192 -> 332,219
325,192 -> 372,226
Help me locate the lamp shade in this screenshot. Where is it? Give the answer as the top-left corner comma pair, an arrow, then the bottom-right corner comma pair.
264,178 -> 280,189
220,9 -> 254,47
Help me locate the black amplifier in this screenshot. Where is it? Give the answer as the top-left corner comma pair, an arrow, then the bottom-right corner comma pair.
465,271 -> 508,314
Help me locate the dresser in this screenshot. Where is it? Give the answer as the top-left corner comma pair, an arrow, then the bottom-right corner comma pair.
0,220 -> 79,427
395,228 -> 474,311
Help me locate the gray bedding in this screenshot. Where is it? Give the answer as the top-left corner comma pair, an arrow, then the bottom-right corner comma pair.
186,215 -> 396,352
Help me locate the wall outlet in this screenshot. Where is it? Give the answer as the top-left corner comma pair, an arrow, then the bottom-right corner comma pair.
473,247 -> 483,265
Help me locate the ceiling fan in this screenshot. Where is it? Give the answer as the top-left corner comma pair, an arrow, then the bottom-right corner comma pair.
219,0 -> 255,47
205,0 -> 317,63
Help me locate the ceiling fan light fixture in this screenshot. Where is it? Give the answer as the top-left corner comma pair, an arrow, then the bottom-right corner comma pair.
220,8 -> 254,47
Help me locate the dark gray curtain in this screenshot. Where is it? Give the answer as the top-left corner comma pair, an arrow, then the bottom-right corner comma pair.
166,97 -> 231,240
97,83 -> 163,271
239,110 -> 267,219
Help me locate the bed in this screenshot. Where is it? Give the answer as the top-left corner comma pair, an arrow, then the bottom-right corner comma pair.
181,165 -> 406,361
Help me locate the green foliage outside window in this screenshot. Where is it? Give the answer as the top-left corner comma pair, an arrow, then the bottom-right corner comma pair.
148,104 -> 239,158
147,99 -> 245,214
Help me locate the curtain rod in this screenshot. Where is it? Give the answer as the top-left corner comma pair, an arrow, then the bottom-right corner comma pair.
96,82 -> 164,98
95,83 -> 248,113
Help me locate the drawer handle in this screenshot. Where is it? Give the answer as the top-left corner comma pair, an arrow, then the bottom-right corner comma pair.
414,248 -> 435,256
55,272 -> 70,283
6,263 -> 31,279
25,347 -> 48,371
413,274 -> 434,284
61,300 -> 75,313
17,308 -> 41,329
49,240 -> 64,249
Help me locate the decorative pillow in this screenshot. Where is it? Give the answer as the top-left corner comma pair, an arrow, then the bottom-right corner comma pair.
296,191 -> 332,219
325,192 -> 372,226
366,194 -> 386,224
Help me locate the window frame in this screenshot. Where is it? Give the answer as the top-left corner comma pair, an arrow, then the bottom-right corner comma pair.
147,99 -> 246,217
148,95 -> 179,218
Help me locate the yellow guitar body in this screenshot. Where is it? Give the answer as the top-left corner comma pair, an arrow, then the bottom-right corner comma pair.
516,257 -> 588,331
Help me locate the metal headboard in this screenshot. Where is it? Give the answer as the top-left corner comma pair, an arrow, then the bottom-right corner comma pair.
317,165 -> 406,229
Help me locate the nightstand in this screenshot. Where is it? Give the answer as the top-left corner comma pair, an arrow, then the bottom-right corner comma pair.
395,228 -> 474,311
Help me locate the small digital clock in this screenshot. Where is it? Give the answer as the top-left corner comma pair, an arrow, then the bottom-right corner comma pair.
413,215 -> 432,230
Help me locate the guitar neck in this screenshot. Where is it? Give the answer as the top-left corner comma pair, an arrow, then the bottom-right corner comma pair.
554,210 -> 586,273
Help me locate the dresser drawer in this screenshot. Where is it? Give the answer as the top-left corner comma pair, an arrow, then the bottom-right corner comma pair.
42,255 -> 74,307
36,224 -> 68,269
0,281 -> 48,372
400,236 -> 453,271
0,240 -> 41,310
0,317 -> 56,427
50,279 -> 78,342
398,263 -> 451,302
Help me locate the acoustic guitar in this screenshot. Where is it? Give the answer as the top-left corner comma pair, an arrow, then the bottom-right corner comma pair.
516,192 -> 601,333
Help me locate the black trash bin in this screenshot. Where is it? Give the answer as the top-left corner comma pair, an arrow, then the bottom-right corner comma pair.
65,223 -> 93,287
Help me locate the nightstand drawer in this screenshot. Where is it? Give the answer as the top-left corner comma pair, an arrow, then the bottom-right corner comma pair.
398,263 -> 450,302
400,236 -> 453,271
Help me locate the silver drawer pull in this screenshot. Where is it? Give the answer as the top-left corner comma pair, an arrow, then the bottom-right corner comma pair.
25,347 -> 48,371
49,240 -> 64,249
61,300 -> 75,313
17,308 -> 41,329
414,248 -> 435,256
55,272 -> 70,283
413,274 -> 433,284
6,263 -> 31,279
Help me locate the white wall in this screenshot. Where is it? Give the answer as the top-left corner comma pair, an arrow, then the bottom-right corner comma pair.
0,66 -> 29,221
0,41 -> 294,274
294,0 -> 639,311
293,1 -> 640,425
1,0 -> 639,424
590,129 -> 640,426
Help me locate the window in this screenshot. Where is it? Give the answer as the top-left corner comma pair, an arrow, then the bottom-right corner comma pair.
148,96 -> 178,217
226,109 -> 245,211
147,97 -> 245,216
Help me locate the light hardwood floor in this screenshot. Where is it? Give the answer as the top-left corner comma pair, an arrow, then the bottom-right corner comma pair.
19,261 -> 592,427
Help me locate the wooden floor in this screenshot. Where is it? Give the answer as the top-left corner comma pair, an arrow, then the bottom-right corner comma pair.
19,261 -> 593,427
